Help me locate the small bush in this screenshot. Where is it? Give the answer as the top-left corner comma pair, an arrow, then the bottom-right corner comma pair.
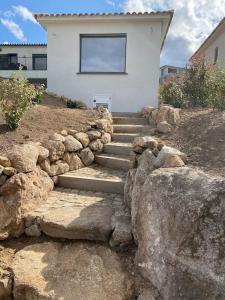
0,73 -> 44,129
31,85 -> 44,104
208,68 -> 225,110
159,76 -> 184,108
183,58 -> 213,107
67,99 -> 87,109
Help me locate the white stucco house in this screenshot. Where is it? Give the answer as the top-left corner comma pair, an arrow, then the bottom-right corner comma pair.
191,17 -> 225,67
0,43 -> 47,86
35,11 -> 173,112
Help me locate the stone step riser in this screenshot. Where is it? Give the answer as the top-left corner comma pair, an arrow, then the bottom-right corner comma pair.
95,155 -> 130,172
112,117 -> 148,125
104,144 -> 132,156
113,125 -> 150,134
112,112 -> 141,117
58,176 -> 124,194
112,133 -> 138,143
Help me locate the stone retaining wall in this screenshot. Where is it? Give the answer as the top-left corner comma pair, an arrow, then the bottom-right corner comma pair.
0,107 -> 113,240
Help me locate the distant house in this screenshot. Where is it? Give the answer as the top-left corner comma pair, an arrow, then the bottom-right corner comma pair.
191,17 -> 225,66
0,43 -> 47,86
160,65 -> 185,83
35,11 -> 173,112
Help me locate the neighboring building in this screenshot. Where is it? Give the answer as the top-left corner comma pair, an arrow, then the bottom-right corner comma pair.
191,17 -> 225,66
35,11 -> 173,112
160,65 -> 185,83
0,43 -> 47,86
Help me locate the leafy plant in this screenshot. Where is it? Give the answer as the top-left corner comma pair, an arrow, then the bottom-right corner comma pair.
208,68 -> 225,110
67,99 -> 87,109
159,76 -> 184,108
31,85 -> 44,104
0,71 -> 44,129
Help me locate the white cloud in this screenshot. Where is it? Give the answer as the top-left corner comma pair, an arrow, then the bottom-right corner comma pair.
13,5 -> 37,24
0,18 -> 27,41
106,0 -> 116,7
122,0 -> 225,66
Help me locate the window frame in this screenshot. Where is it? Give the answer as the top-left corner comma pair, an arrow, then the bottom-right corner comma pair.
32,54 -> 47,70
214,47 -> 219,65
79,34 -> 127,74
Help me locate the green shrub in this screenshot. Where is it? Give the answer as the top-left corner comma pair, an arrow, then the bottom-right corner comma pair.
0,73 -> 44,129
67,99 -> 87,109
183,58 -> 213,107
159,76 -> 184,108
31,85 -> 44,104
208,68 -> 225,110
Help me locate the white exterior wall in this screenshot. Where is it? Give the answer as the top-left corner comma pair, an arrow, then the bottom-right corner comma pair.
47,20 -> 162,112
0,45 -> 47,78
204,30 -> 225,67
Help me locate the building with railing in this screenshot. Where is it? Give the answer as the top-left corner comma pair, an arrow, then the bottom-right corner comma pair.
0,43 -> 47,86
160,65 -> 185,84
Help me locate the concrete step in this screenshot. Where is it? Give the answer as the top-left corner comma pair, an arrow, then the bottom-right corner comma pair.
112,133 -> 139,143
112,117 -> 148,125
112,112 -> 141,117
104,142 -> 132,156
58,164 -> 125,194
25,188 -> 126,242
113,124 -> 150,134
95,153 -> 130,172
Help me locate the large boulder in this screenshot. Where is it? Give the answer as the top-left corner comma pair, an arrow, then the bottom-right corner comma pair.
87,130 -> 102,141
153,146 -> 186,168
0,156 -> 11,167
49,133 -> 65,142
0,167 -> 53,240
12,242 -> 135,300
101,132 -> 111,144
63,153 -> 84,171
96,119 -> 113,134
89,139 -> 103,153
8,144 -> 39,173
74,132 -> 90,147
42,140 -> 65,162
134,167 -> 225,299
40,159 -> 69,176
64,135 -> 83,152
155,105 -> 180,126
80,147 -> 94,166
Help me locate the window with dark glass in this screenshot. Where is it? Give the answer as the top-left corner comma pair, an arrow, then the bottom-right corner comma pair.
80,34 -> 127,73
32,54 -> 47,70
0,53 -> 17,70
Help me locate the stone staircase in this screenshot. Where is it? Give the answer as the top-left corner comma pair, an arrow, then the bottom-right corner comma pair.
24,112 -> 150,244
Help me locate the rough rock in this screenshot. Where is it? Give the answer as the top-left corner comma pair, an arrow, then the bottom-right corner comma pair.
133,136 -> 158,151
101,132 -> 111,144
8,144 -> 39,173
49,132 -> 65,142
135,167 -> 225,299
141,106 -> 154,117
0,167 -> 53,240
60,129 -> 68,136
87,130 -> 102,141
138,290 -> 156,300
74,132 -> 90,147
80,147 -> 94,166
97,107 -> 113,124
156,105 -> 180,126
12,242 -> 134,300
0,175 -> 7,186
37,146 -> 49,164
0,156 -> 11,167
42,140 -> 65,162
25,224 -> 41,237
111,216 -> 132,245
154,146 -> 186,168
157,121 -> 174,134
0,165 -> 4,176
89,139 -> 103,153
64,135 -> 83,152
40,159 -> 69,176
163,154 -> 185,168
3,167 -> 17,177
63,152 -> 84,171
96,119 -> 113,134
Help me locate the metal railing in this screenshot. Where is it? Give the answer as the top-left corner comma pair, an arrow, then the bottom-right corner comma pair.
0,56 -> 47,71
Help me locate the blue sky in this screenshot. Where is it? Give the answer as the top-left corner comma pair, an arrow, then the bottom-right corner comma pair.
0,0 -> 224,66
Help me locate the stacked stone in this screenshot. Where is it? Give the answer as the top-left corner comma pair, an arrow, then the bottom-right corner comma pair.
131,136 -> 187,169
141,104 -> 181,134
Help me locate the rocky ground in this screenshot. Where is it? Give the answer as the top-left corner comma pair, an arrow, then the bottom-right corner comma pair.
161,108 -> 225,176
0,93 -> 99,154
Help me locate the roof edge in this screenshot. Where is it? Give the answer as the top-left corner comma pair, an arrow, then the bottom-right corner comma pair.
0,43 -> 47,47
191,17 -> 225,60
